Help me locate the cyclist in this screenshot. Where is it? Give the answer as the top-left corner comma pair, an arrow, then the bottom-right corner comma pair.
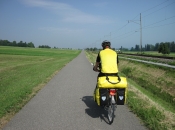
93,40 -> 119,95
93,40 -> 119,76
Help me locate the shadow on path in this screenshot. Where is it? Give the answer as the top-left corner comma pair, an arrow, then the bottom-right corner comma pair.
81,96 -> 115,124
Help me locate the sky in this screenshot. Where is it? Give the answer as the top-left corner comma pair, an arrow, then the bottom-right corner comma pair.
0,0 -> 175,49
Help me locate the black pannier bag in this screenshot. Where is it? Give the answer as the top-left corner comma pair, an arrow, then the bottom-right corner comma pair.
98,88 -> 126,106
99,88 -> 109,106
116,88 -> 125,105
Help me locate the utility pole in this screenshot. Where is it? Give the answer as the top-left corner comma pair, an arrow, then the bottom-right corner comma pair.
129,13 -> 142,54
140,13 -> 142,53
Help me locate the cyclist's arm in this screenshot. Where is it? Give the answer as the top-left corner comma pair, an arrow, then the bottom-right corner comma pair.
117,55 -> 119,64
93,62 -> 100,72
93,53 -> 100,72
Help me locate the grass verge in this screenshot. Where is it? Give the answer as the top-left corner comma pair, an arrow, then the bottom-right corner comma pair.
0,46 -> 81,129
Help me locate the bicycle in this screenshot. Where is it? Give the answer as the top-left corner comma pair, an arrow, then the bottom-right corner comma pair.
93,63 -> 127,124
104,88 -> 117,124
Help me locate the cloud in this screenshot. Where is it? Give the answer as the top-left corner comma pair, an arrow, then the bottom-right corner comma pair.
21,0 -> 112,24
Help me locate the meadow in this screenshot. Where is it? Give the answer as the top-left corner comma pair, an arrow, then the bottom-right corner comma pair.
0,46 -> 80,128
85,50 -> 175,130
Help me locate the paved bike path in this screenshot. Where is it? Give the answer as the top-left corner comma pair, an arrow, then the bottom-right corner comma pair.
3,51 -> 147,130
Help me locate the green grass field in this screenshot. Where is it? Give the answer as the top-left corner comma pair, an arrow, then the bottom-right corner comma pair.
0,46 -> 81,127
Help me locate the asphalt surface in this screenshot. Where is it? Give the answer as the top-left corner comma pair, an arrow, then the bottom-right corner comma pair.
3,51 -> 147,130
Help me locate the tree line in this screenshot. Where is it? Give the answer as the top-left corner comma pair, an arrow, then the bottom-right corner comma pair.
85,41 -> 175,54
85,47 -> 117,51
0,39 -> 76,49
38,45 -> 51,48
0,40 -> 35,48
0,39 -> 53,49
130,41 -> 175,54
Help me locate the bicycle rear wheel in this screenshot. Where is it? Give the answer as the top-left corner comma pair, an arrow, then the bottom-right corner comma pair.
108,100 -> 115,124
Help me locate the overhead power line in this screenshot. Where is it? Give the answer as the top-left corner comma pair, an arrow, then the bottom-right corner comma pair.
143,1 -> 175,18
112,31 -> 138,40
87,0 -> 174,49
142,0 -> 169,14
112,23 -> 129,35
143,21 -> 175,29
143,15 -> 175,28
114,15 -> 175,39
132,0 -> 170,20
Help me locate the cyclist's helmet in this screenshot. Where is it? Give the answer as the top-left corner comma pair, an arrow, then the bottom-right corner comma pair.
102,40 -> 111,48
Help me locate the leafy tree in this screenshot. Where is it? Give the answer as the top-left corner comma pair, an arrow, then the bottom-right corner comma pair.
39,45 -> 51,48
27,42 -> 35,48
170,41 -> 175,52
154,43 -> 159,51
2,40 -> 10,46
93,47 -> 97,51
158,43 -> 170,54
146,44 -> 150,51
131,47 -> 134,51
0,40 -> 2,45
120,46 -> 123,52
135,45 -> 139,51
0,39 -> 36,48
24,42 -> 27,47
144,44 -> 154,51
131,41 -> 175,53
12,41 -> 17,46
18,41 -> 25,47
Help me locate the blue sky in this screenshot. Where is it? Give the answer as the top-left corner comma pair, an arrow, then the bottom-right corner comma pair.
0,0 -> 175,49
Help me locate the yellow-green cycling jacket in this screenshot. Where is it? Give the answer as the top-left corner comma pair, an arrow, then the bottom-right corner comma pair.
96,48 -> 119,73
